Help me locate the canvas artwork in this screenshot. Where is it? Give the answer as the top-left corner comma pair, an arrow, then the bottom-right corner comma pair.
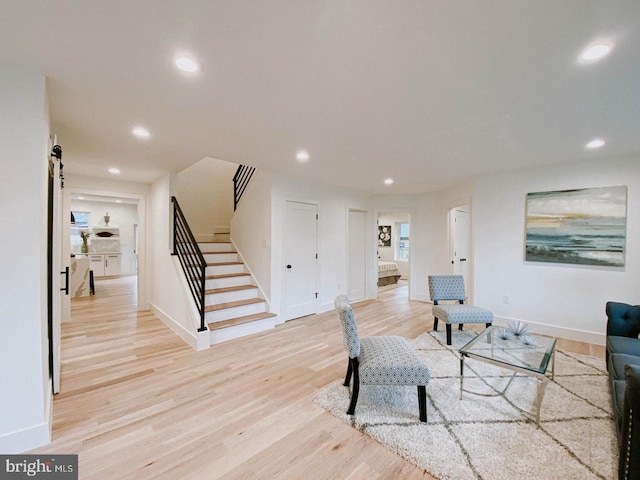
525,186 -> 627,267
378,225 -> 392,247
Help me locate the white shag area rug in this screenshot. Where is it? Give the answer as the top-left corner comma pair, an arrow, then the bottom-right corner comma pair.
314,330 -> 617,480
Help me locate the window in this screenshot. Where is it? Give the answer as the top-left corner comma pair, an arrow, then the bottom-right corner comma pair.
71,211 -> 89,228
397,222 -> 409,260
70,211 -> 90,253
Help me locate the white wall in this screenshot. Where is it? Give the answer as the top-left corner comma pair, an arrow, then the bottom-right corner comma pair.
270,174 -> 373,319
372,193 -> 449,303
147,174 -> 208,350
473,156 -> 640,344
230,169 -> 273,302
70,199 -> 139,275
0,64 -> 51,452
177,157 -> 236,240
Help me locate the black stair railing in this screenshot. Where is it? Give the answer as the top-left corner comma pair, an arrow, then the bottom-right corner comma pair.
233,165 -> 256,211
171,196 -> 207,332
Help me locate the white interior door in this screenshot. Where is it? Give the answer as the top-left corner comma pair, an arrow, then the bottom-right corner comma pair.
451,206 -> 470,293
283,201 -> 318,320
348,209 -> 367,301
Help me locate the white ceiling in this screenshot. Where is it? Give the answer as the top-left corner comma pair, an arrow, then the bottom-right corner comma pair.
1,1 -> 639,194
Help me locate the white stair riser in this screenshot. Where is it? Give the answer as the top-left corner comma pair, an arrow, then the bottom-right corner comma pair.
205,288 -> 259,305
205,302 -> 266,322
205,275 -> 251,290
210,317 -> 276,345
197,242 -> 234,253
204,252 -> 238,263
213,233 -> 231,242
206,264 -> 246,276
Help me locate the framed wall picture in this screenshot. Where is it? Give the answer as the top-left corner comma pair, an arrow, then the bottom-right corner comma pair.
378,225 -> 392,247
525,186 -> 627,267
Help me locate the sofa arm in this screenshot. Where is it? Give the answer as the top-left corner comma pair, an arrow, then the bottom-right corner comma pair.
607,302 -> 640,339
619,364 -> 640,479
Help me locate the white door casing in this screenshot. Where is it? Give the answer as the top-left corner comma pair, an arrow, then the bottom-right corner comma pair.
348,209 -> 367,302
283,201 -> 318,320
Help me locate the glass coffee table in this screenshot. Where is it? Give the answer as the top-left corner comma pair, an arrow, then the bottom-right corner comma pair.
459,325 -> 557,425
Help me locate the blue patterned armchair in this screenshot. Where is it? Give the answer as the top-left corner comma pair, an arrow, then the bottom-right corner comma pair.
428,275 -> 493,345
334,295 -> 430,421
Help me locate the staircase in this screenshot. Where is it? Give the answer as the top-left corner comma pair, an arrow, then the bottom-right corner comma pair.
199,237 -> 276,344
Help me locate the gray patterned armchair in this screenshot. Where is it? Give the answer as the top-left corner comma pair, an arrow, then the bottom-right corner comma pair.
334,295 -> 430,421
428,275 -> 493,345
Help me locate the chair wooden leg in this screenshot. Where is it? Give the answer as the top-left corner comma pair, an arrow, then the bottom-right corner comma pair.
433,317 -> 439,331
343,358 -> 353,386
417,385 -> 427,422
347,359 -> 360,415
446,324 -> 452,345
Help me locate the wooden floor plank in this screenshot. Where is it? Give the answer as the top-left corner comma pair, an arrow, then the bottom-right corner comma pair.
30,275 -> 603,479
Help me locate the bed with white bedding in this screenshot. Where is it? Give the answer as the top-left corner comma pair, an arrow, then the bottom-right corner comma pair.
378,261 -> 401,286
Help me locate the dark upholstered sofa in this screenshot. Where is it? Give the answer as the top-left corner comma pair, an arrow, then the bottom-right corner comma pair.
606,301 -> 640,480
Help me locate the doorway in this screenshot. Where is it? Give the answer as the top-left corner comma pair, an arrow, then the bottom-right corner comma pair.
376,211 -> 410,296
65,189 -> 145,309
449,205 -> 470,297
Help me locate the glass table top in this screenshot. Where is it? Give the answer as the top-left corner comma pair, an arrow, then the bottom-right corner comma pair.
459,326 -> 557,375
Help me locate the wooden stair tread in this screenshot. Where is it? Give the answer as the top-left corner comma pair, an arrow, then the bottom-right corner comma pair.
201,251 -> 237,255
205,285 -> 255,295
208,312 -> 277,331
206,261 -> 244,266
205,297 -> 265,312
205,272 -> 250,280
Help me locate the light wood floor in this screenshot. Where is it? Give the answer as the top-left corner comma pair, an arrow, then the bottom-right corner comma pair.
33,276 -> 604,479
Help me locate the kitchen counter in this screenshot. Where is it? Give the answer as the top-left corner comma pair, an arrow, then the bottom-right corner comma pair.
70,257 -> 91,297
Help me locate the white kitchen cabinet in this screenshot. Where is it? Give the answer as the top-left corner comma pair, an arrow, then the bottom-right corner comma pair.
104,254 -> 121,276
89,254 -> 105,277
85,253 -> 121,277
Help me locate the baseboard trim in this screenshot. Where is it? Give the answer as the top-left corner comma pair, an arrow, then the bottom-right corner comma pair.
0,402 -> 51,454
149,303 -> 209,351
0,382 -> 54,453
492,315 -> 606,346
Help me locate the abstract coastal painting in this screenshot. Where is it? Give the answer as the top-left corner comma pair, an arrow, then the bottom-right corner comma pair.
525,186 -> 627,267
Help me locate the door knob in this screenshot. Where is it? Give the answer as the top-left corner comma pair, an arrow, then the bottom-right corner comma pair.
286,264 -> 292,269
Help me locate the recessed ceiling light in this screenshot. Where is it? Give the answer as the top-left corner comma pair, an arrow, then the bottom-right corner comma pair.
586,138 -> 605,149
78,196 -> 85,200
132,126 -> 151,139
384,178 -> 394,185
579,42 -> 613,63
175,56 -> 200,73
108,167 -> 121,175
115,200 -> 122,203
296,150 -> 310,162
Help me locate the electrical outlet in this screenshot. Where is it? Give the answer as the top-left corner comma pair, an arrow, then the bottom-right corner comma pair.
503,295 -> 510,304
